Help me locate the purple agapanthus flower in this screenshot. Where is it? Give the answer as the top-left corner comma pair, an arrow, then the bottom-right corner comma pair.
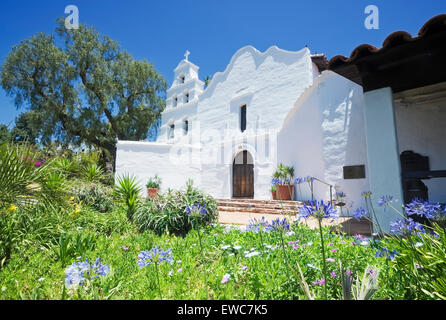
138,246 -> 173,268
353,207 -> 369,221
335,192 -> 346,199
185,203 -> 207,218
65,257 -> 110,288
246,217 -> 270,233
390,218 -> 426,235
375,248 -> 399,261
266,218 -> 290,232
299,200 -> 338,221
378,195 -> 393,207
404,198 -> 441,219
294,177 -> 304,184
305,176 -> 314,183
271,178 -> 282,185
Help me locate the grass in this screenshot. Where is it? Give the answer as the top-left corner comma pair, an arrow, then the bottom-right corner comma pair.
0,209 -> 382,300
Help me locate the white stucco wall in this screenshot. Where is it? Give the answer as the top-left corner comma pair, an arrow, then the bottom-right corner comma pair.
277,71 -> 370,211
394,96 -> 446,202
115,141 -> 202,196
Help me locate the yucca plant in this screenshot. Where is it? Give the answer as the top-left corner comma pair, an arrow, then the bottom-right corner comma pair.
82,163 -> 105,183
114,174 -> 142,221
51,158 -> 78,178
0,142 -> 45,208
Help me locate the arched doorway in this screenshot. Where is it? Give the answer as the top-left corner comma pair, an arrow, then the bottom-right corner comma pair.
232,150 -> 254,198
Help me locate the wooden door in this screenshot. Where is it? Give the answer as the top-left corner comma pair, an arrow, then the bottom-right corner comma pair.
232,151 -> 254,198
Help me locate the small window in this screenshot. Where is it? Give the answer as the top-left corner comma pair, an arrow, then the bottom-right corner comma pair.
240,104 -> 246,132
183,120 -> 189,135
185,92 -> 189,103
180,75 -> 185,84
168,124 -> 175,139
173,96 -> 178,107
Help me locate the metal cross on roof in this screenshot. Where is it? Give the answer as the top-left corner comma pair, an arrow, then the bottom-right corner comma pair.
184,50 -> 190,61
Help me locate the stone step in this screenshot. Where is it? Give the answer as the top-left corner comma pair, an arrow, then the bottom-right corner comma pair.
216,198 -> 304,216
217,200 -> 301,210
218,207 -> 297,215
217,198 -> 301,206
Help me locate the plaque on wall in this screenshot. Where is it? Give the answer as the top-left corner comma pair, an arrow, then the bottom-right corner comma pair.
343,165 -> 366,179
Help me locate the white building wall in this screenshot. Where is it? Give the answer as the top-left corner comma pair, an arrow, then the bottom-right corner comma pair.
115,141 -> 202,196
278,71 -> 370,211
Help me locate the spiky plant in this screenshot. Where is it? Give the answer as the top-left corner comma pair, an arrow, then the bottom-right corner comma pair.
0,143 -> 46,208
114,174 -> 142,221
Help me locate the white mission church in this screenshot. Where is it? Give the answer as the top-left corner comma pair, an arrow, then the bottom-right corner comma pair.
116,14 -> 446,232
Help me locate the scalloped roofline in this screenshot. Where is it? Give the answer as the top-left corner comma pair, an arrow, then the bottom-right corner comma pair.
200,45 -> 310,98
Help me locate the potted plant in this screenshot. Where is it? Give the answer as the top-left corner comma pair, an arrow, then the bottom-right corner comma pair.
270,184 -> 277,200
146,174 -> 161,198
274,164 -> 295,201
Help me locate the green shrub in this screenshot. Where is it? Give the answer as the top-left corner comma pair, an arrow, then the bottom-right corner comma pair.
134,180 -> 218,236
72,182 -> 115,213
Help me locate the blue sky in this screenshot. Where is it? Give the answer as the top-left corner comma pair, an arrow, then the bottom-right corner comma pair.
0,0 -> 444,127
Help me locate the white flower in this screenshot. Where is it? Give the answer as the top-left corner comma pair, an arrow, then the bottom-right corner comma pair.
228,253 -> 235,256
286,231 -> 295,237
168,270 -> 173,277
307,264 -> 320,270
415,242 -> 423,247
360,240 -> 369,246
38,277 -> 45,282
245,251 -> 260,258
221,245 -> 231,250
307,242 -> 313,246
233,245 -> 242,250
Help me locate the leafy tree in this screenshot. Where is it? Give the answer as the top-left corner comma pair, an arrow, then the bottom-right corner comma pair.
10,111 -> 42,144
1,18 -> 166,169
0,125 -> 11,143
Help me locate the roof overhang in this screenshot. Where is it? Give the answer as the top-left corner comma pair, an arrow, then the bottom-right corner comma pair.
328,14 -> 446,93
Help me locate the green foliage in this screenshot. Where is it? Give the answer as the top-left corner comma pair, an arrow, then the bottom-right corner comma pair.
51,232 -> 96,266
379,223 -> 446,300
0,142 -> 45,208
134,180 -> 218,236
0,125 -> 12,143
114,174 -> 142,221
51,158 -> 78,178
81,163 -> 105,183
72,182 -> 115,213
1,19 -> 167,164
145,174 -> 161,189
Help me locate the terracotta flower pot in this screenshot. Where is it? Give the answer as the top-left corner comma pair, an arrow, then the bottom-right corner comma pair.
272,191 -> 277,200
276,184 -> 294,201
147,188 -> 159,199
